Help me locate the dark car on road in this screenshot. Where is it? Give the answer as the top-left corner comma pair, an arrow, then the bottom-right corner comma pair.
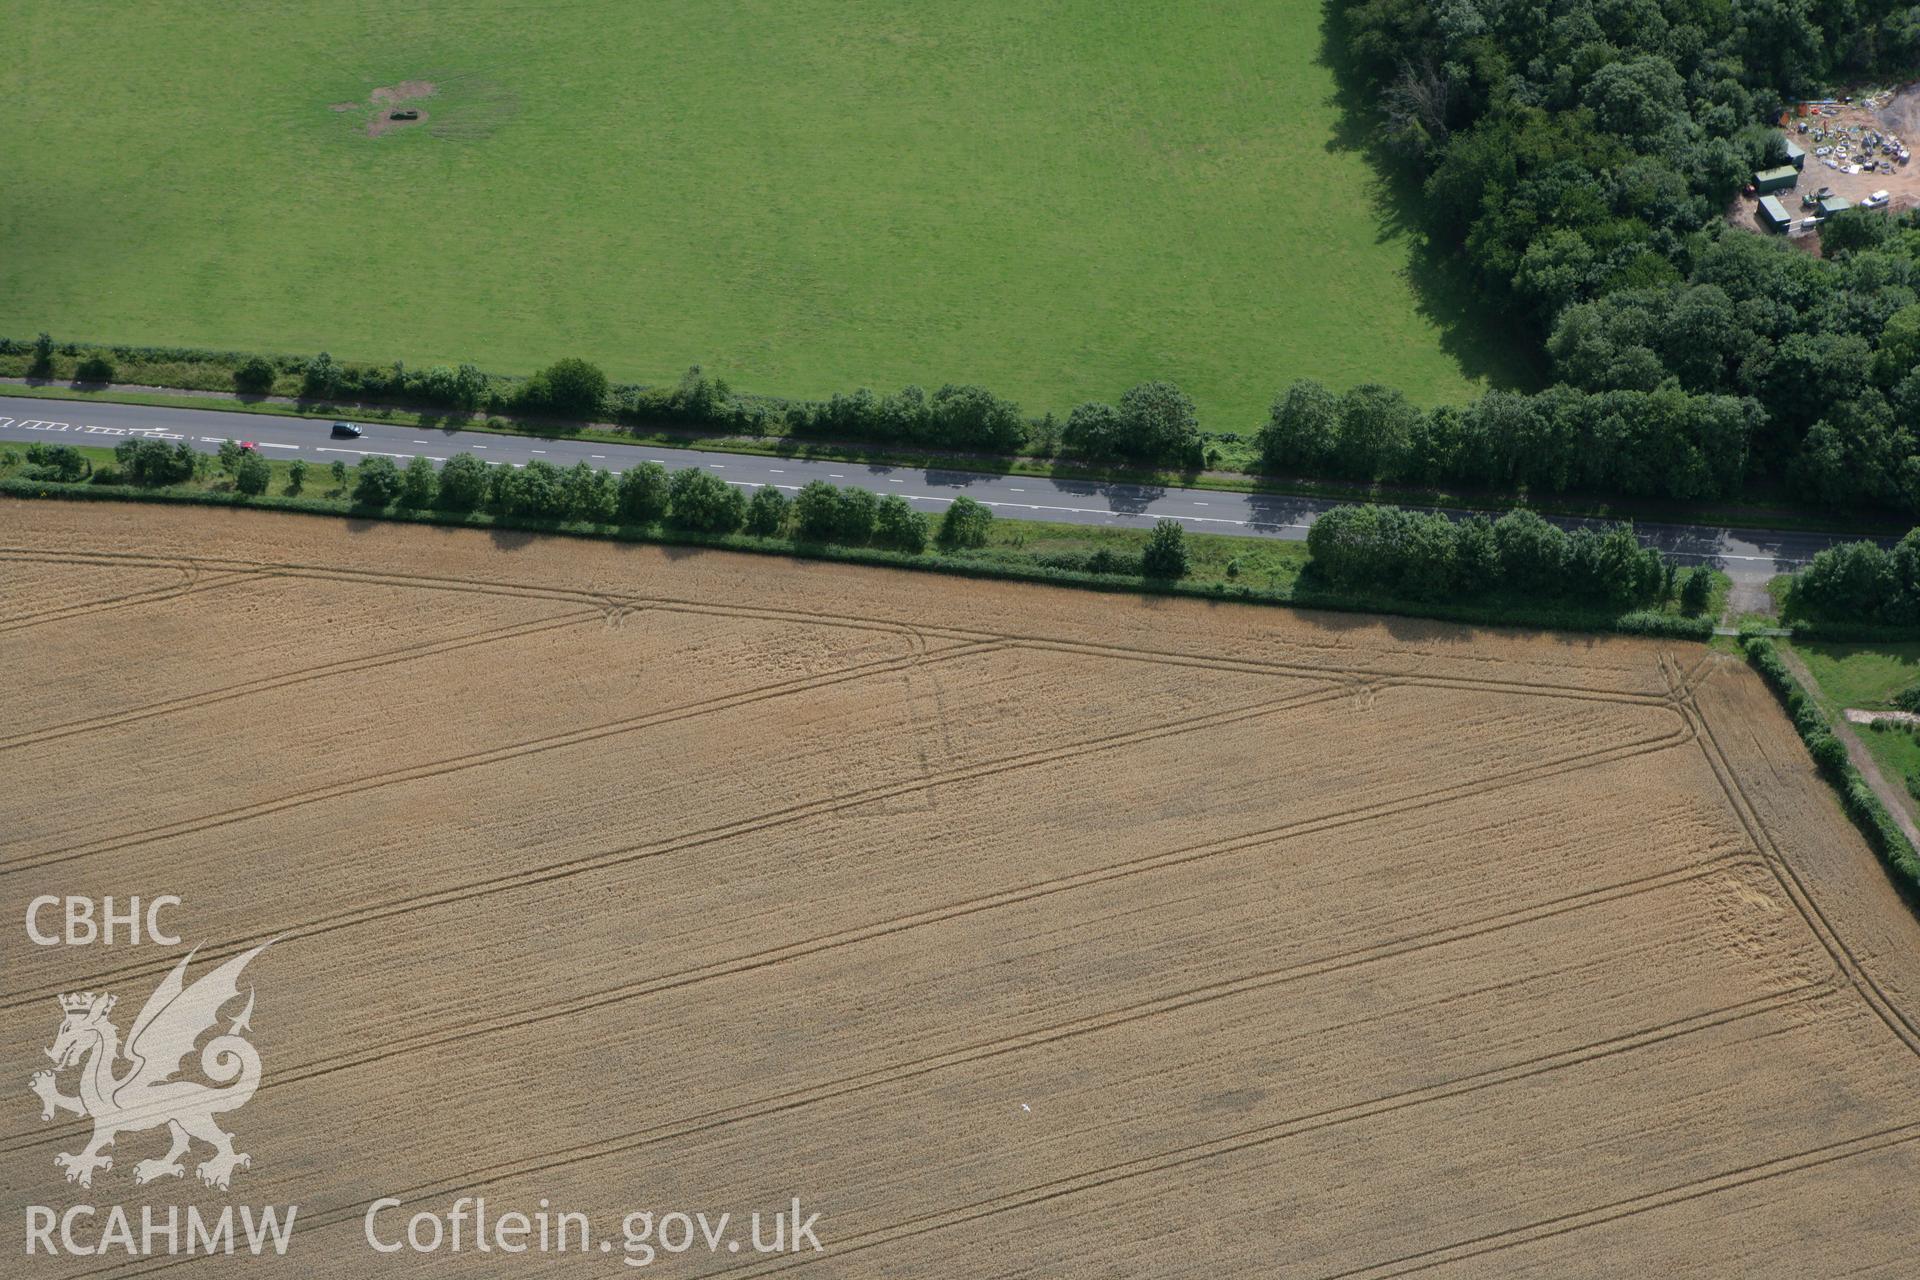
331,422 -> 362,439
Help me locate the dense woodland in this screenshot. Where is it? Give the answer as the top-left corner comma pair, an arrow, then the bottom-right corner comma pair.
1292,0 -> 1920,508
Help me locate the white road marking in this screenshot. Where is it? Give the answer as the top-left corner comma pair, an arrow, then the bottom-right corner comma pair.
709,464 -> 725,469
590,454 -> 605,459
0,417 -> 177,440
256,442 -> 299,450
1009,487 -> 1025,492
413,439 -> 429,444
314,447 -> 412,459
531,449 -> 546,454
829,473 -> 844,478
769,469 -> 784,474
472,444 -> 487,449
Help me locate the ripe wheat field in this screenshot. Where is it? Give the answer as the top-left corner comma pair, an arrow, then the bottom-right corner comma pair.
1,501 -> 1917,1277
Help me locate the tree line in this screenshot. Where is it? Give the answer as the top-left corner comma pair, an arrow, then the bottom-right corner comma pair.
1305,504 -> 1711,612
345,454 -> 1009,555
2,339 -> 1215,468
98,437 -> 1005,554
18,438 -> 1214,582
1261,380 -> 1756,501
1791,528 -> 1920,622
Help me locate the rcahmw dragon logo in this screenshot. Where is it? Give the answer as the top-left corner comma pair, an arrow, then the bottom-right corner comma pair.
27,943 -> 269,1190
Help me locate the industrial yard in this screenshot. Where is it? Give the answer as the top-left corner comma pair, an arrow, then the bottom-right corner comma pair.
1732,84 -> 1920,242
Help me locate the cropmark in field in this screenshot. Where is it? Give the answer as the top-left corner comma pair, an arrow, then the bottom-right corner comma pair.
1,501 -> 1917,1275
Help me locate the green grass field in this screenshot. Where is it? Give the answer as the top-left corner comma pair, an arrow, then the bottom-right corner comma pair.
1,0 -> 1504,429
1793,641 -> 1920,709
1791,640 -> 1920,800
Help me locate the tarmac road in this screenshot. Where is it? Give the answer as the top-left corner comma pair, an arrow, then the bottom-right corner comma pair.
0,395 -> 1877,584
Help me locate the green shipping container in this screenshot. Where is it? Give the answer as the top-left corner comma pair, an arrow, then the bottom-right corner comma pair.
1754,166 -> 1799,194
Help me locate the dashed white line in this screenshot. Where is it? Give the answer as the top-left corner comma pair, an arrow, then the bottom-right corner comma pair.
255,442 -> 299,450
314,447 -> 412,460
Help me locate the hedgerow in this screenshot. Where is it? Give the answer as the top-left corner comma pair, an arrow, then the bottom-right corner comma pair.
1742,635 -> 1920,896
1,461 -> 1711,642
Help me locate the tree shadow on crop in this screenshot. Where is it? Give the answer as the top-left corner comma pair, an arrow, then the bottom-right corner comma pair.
1280,585 -> 1608,648
1315,5 -> 1542,393
486,527 -> 539,552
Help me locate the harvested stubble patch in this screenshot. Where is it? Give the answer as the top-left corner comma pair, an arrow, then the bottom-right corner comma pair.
1,500 -> 1916,1278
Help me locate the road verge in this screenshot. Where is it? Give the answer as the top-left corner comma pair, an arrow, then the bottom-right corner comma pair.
0,476 -> 1712,642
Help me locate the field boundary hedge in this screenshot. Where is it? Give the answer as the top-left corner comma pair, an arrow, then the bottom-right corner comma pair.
0,479 -> 1710,641
1780,620 -> 1920,643
1741,635 -> 1920,899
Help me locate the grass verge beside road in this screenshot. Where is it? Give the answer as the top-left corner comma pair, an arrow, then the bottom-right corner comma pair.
0,445 -> 1714,641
